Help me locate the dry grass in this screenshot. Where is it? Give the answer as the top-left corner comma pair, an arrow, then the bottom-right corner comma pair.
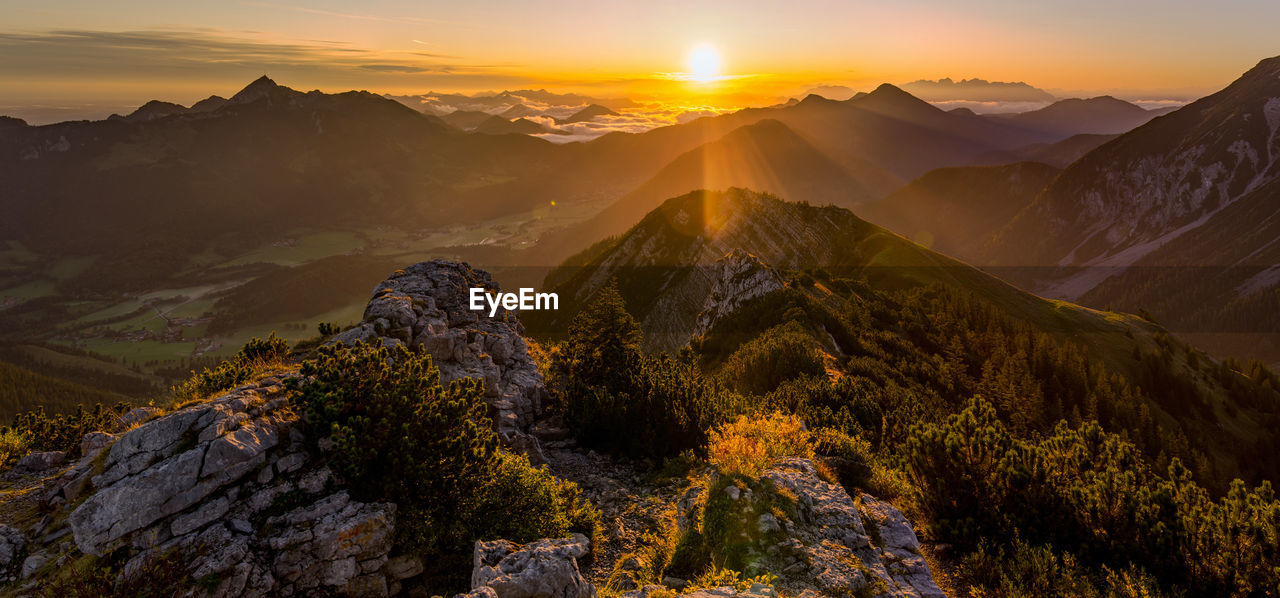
707,412 -> 814,477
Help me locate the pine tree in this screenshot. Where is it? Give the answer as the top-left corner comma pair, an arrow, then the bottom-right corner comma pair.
565,280 -> 641,391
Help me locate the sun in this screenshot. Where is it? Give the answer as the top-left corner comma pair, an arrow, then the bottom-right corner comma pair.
687,44 -> 722,82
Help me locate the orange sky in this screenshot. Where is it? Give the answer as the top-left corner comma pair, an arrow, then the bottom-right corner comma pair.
2,0 -> 1278,117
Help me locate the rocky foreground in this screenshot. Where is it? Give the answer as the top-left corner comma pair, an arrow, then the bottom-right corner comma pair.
0,260 -> 946,597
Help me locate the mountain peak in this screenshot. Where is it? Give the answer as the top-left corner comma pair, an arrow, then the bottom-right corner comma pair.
229,75 -> 288,105
867,83 -> 913,99
796,93 -> 837,107
849,83 -> 940,116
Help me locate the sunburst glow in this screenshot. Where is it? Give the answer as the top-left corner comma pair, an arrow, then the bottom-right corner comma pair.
687,44 -> 722,83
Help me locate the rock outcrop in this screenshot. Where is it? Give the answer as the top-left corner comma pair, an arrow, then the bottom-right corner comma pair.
0,525 -> 25,582
465,534 -> 595,598
759,459 -> 945,597
692,250 -> 785,341
14,451 -> 66,475
331,260 -> 547,460
34,376 -> 420,596
664,459 -> 944,598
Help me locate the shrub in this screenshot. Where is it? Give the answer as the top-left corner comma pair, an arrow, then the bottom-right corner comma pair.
707,412 -> 813,477
34,547 -> 203,598
171,334 -> 290,403
813,427 -> 876,490
0,428 -> 31,467
718,321 -> 825,395
290,341 -> 598,588
557,289 -> 743,459
566,355 -> 743,459
290,341 -> 496,553
6,402 -> 133,458
903,397 -> 1018,546
467,451 -> 599,544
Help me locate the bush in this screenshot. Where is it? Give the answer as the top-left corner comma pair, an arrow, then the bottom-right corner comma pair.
290,341 -> 598,588
962,540 -> 1170,598
718,322 -> 825,395
906,397 -> 1280,596
6,402 -> 133,459
468,451 -> 599,543
565,355 -> 743,459
34,547 -> 203,598
290,341 -> 496,553
0,428 -> 31,467
557,287 -> 743,459
708,412 -> 813,477
171,334 -> 289,403
813,427 -> 876,490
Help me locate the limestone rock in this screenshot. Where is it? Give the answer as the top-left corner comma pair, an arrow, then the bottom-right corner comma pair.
20,552 -> 47,579
69,384 -> 292,555
470,534 -> 595,598
79,432 -> 118,459
755,459 -> 946,597
664,458 -> 945,597
0,525 -> 26,581
692,250 -> 785,341
331,260 -> 550,460
859,494 -> 946,598
16,451 -> 66,473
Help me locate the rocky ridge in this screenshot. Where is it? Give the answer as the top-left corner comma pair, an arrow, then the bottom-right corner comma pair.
330,260 -> 549,461
24,375 -> 417,596
0,259 -> 946,597
692,250 -> 785,341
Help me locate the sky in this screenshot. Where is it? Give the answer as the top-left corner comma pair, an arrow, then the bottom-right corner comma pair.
2,0 -> 1278,122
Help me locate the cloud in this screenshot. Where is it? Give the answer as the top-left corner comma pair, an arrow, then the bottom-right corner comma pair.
0,28 -> 521,92
529,103 -> 734,143
238,2 -> 460,27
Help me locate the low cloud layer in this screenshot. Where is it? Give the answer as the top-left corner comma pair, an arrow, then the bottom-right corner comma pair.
389,90 -> 731,142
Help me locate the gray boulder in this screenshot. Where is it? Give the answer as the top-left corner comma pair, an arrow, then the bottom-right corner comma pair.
758,459 -> 946,597
0,525 -> 26,581
469,534 -> 595,598
16,451 -> 66,473
43,376 -> 412,596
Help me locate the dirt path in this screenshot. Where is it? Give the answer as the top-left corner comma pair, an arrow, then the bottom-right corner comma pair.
542,446 -> 688,585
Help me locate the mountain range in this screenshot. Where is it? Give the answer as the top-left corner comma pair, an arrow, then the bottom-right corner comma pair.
901,77 -> 1056,102
2,56 -> 1278,381
527,188 -> 1280,488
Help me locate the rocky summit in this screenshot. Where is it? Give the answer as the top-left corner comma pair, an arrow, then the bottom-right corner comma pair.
331,259 -> 550,462
0,260 -> 946,597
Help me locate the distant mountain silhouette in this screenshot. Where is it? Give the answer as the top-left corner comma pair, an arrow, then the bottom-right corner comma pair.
556,119 -> 894,249
474,115 -> 554,135
555,104 -> 618,125
440,109 -> 496,130
857,161 -> 1060,262
972,133 -> 1120,168
992,96 -> 1165,136
0,77 -> 560,291
902,77 -> 1056,102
